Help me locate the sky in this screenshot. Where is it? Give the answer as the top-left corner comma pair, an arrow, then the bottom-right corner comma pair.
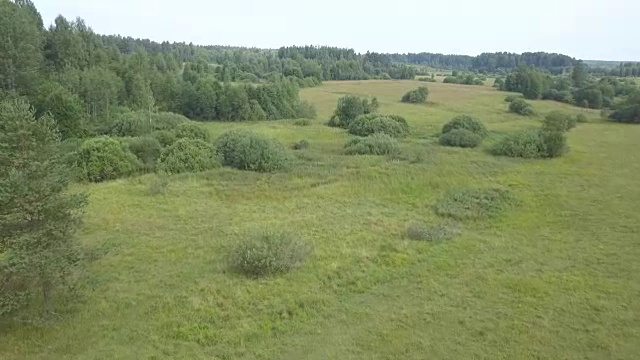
35,0 -> 640,61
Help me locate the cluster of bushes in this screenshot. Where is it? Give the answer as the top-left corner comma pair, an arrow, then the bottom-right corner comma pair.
401,87 -> 429,104
72,119 -> 293,181
492,111 -> 577,158
439,115 -> 487,148
609,89 -> 640,124
443,73 -> 484,86
508,98 -> 535,116
327,95 -> 379,128
416,76 -> 437,83
344,133 -> 400,155
348,114 -> 409,138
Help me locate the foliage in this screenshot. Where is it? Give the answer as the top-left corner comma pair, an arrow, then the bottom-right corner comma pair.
443,74 -> 484,85
151,130 -> 177,147
126,136 -> 163,172
295,100 -> 317,119
0,99 -> 86,315
504,95 -> 521,102
508,99 -> 535,116
292,139 -> 310,150
156,139 -> 219,174
491,129 -> 567,159
575,114 -> 588,123
344,133 -> 400,155
401,87 -> 429,104
501,65 -> 550,99
542,111 -> 577,133
228,230 -> 312,277
328,95 -> 379,128
215,130 -> 291,172
609,90 -> 640,124
292,118 -> 312,126
405,222 -> 460,241
542,89 -> 573,104
416,76 -> 436,83
347,114 -> 409,138
442,115 -> 488,137
439,129 -> 483,148
76,137 -> 141,182
435,188 -> 514,220
174,122 -> 211,142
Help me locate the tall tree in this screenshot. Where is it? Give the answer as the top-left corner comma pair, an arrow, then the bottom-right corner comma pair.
0,99 -> 86,314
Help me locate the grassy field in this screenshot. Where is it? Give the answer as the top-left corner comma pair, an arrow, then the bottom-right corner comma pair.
2,80 -> 640,359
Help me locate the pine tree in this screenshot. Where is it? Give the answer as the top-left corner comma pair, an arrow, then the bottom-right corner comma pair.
0,99 -> 87,315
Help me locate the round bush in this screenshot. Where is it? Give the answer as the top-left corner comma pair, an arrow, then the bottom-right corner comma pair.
401,86 -> 429,104
504,95 -> 521,103
151,130 -> 177,147
543,111 -> 576,132
439,129 -> 483,148
490,130 -> 545,158
174,122 -> 211,141
76,137 -> 141,182
348,114 -> 409,138
215,130 -> 291,172
442,115 -> 488,137
575,114 -> 588,123
126,136 -> 162,171
292,139 -> 310,150
157,138 -> 219,174
228,230 -> 312,277
509,99 -> 535,116
344,133 -> 400,155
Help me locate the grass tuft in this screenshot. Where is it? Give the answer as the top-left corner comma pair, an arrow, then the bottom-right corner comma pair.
435,187 -> 514,220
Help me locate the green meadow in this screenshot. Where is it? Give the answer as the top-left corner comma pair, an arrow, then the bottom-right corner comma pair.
2,80 -> 639,359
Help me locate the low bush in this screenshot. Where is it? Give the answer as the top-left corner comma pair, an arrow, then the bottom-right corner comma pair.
295,100 -> 317,119
401,86 -> 429,104
292,139 -> 310,150
542,111 -> 577,132
542,89 -> 573,104
348,114 -> 409,138
405,222 -> 460,241
215,130 -> 291,172
435,188 -> 514,220
292,118 -> 312,126
442,115 -> 488,137
575,114 -> 588,123
508,98 -> 535,116
344,133 -> 400,155
439,129 -> 482,148
151,130 -> 177,147
228,230 -> 312,277
156,139 -> 219,174
126,136 -> 163,171
174,122 -> 211,141
416,76 -> 437,83
148,174 -> 169,195
491,129 -> 567,158
76,137 -> 141,182
504,95 -> 521,103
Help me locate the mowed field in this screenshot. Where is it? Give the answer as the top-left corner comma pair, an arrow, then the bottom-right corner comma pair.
2,80 -> 640,359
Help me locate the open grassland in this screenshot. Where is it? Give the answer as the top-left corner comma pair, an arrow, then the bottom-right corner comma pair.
2,80 -> 640,359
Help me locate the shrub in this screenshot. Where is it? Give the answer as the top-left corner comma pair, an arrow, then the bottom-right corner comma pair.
504,95 -> 521,103
76,137 -> 141,182
292,139 -> 310,150
575,114 -> 588,123
101,114 -> 151,137
491,130 -> 566,158
329,95 -> 378,128
295,100 -> 317,119
439,129 -> 482,148
156,139 -> 219,174
174,122 -> 211,141
416,76 -> 437,83
542,111 -> 576,132
508,99 -> 535,116
348,114 -> 409,138
148,174 -> 169,195
405,222 -> 460,241
151,130 -> 177,147
442,115 -> 488,137
228,230 -> 312,277
292,118 -> 312,126
126,136 -> 163,171
344,133 -> 400,155
215,130 -> 291,172
542,89 -> 573,104
435,188 -> 513,220
609,104 -> 640,124
401,86 -> 429,104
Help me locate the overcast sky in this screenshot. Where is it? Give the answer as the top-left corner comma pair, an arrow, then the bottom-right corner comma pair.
35,0 -> 639,61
